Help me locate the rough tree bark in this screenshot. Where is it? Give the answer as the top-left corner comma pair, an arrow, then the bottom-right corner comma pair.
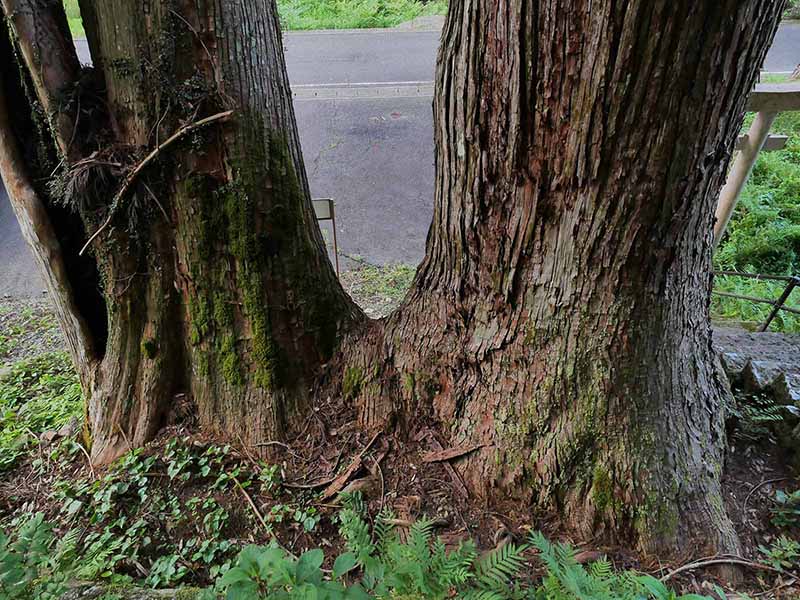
0,0 -> 359,463
340,0 -> 786,555
0,0 -> 786,558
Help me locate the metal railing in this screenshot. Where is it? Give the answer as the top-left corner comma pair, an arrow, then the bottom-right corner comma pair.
712,270 -> 800,332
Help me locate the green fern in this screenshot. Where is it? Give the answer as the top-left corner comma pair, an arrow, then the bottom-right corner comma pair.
338,493 -> 376,566
374,507 -> 398,554
475,544 -> 527,597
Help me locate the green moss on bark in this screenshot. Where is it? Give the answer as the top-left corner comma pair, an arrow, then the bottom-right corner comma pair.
141,338 -> 157,359
343,366 -> 364,400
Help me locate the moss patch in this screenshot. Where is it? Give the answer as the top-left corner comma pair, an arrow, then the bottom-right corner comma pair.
342,366 -> 364,400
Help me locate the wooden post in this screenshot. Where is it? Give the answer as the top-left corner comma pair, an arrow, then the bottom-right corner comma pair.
713,111 -> 777,249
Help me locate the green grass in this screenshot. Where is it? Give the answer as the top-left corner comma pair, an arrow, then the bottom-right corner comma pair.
277,0 -> 447,30
760,73 -> 792,84
62,0 -> 84,38
713,110 -> 800,332
0,352 -> 82,472
786,0 -> 800,20
712,275 -> 800,332
62,0 -> 447,37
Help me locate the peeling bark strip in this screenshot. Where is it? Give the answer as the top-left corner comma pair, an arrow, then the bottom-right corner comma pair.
0,0 -> 80,157
340,0 -> 786,556
421,444 -> 486,464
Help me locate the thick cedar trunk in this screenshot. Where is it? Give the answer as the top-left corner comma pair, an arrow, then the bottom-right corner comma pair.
0,0 -> 787,558
340,0 -> 785,555
0,0 -> 359,463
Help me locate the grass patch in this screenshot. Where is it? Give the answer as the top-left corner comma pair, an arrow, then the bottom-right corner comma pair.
760,73 -> 792,84
277,0 -> 447,30
0,299 -> 76,472
63,0 -> 446,37
62,0 -> 84,38
340,261 -> 416,317
713,111 -> 800,332
0,302 -> 62,367
0,352 -> 81,472
712,275 -> 800,331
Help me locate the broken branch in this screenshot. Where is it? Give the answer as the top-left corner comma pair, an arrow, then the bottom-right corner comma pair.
79,110 -> 234,255
321,431 -> 382,500
422,443 -> 486,464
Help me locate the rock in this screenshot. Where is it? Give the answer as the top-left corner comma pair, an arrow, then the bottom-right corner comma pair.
40,430 -> 59,445
58,416 -> 80,439
744,359 -> 783,390
719,351 -> 748,377
713,327 -> 800,403
776,373 -> 800,405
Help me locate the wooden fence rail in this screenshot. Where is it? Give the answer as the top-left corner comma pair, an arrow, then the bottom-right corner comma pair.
713,81 -> 800,248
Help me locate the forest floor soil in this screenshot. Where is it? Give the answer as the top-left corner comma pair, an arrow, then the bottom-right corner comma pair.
1,262 -> 799,597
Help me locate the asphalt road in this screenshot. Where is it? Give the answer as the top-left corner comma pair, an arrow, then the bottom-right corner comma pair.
1,23 -> 798,297
767,21 -> 800,73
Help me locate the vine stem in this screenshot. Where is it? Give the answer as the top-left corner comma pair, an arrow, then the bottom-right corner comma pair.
79,110 -> 234,256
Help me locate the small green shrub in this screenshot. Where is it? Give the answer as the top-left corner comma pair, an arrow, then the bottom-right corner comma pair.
785,0 -> 800,19
771,488 -> 800,529
0,513 -> 80,600
758,535 -> 800,571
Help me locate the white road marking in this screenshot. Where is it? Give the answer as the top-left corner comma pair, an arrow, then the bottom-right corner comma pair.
293,81 -> 435,100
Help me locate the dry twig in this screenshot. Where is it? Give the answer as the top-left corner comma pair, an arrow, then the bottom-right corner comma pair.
742,477 -> 789,514
233,476 -> 296,559
321,431 -> 382,500
80,110 -> 234,255
659,555 -> 780,582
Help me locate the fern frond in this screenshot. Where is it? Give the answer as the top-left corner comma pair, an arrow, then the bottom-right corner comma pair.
374,507 -> 398,553
474,542 -> 526,591
407,518 -> 434,565
588,558 -> 612,581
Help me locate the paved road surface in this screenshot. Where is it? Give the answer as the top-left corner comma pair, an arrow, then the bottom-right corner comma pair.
2,24 -> 798,296
767,21 -> 800,73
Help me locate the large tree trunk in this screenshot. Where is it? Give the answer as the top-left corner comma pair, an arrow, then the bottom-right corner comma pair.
341,0 -> 785,556
0,0 -> 359,463
0,0 -> 786,559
